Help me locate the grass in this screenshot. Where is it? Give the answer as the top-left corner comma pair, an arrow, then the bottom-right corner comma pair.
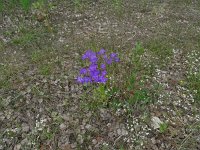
111,0 -> 123,15
80,43 -> 155,112
12,31 -> 37,45
39,64 -> 52,75
19,0 -> 31,11
1,0 -> 200,149
144,38 -> 173,67
159,122 -> 168,133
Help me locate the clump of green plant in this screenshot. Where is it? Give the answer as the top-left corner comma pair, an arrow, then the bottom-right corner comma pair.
159,122 -> 168,133
12,31 -> 37,46
127,73 -> 151,105
78,49 -> 120,110
39,64 -> 52,75
145,38 -> 173,67
73,0 -> 82,11
79,43 -> 155,112
20,0 -> 31,11
123,43 -> 153,106
0,1 -> 3,11
187,72 -> 200,102
32,0 -> 55,31
110,0 -> 123,16
2,0 -> 31,11
185,50 -> 200,102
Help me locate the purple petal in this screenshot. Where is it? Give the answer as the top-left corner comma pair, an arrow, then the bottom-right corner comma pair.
99,75 -> 108,83
82,50 -> 94,60
97,48 -> 106,55
90,70 -> 100,77
83,77 -> 92,83
80,68 -> 87,74
100,63 -> 106,69
110,53 -> 117,58
103,54 -> 108,61
89,64 -> 98,71
106,58 -> 113,64
101,70 -> 107,76
77,76 -> 84,83
92,75 -> 100,82
115,57 -> 120,62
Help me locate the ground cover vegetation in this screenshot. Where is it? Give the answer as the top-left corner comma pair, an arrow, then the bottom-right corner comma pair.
0,0 -> 200,149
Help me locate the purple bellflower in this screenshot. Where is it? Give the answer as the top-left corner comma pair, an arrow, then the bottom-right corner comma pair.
77,49 -> 119,84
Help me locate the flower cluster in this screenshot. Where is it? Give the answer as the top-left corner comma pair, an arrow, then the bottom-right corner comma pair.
77,49 -> 119,84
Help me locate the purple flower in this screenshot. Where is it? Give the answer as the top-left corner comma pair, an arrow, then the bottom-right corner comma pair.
82,50 -> 93,60
110,53 -> 117,58
99,75 -> 107,83
97,48 -> 106,55
100,63 -> 106,69
83,77 -> 92,83
115,57 -> 120,62
78,49 -> 120,84
77,76 -> 84,83
110,53 -> 120,62
89,64 -> 98,72
92,75 -> 100,82
103,54 -> 108,60
90,70 -> 100,77
80,68 -> 87,74
101,70 -> 107,76
89,53 -> 98,63
106,58 -> 113,64
82,50 -> 98,63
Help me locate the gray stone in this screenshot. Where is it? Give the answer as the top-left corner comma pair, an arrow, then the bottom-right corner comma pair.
92,139 -> 97,145
77,134 -> 83,144
22,123 -> 30,132
60,123 -> 67,130
14,144 -> 21,150
70,142 -> 77,148
121,128 -> 128,135
85,124 -> 92,130
21,138 -> 28,145
62,114 -> 70,121
117,129 -> 121,135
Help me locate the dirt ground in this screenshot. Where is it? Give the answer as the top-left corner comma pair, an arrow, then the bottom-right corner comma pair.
0,0 -> 200,149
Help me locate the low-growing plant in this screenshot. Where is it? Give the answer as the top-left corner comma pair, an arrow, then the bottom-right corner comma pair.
123,43 -> 153,106
185,50 -> 200,102
159,122 -> 168,133
0,1 -> 3,11
187,72 -> 200,102
73,0 -> 82,11
78,49 -> 120,109
39,64 -> 52,75
144,38 -> 173,67
19,0 -> 31,11
77,49 -> 119,84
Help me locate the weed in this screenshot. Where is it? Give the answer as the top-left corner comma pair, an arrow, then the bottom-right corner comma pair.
0,41 -> 4,51
159,122 -> 168,133
0,1 -> 3,11
31,51 -> 43,62
111,0 -> 123,17
12,31 -> 37,46
187,72 -> 200,102
0,64 -> 20,89
145,38 -> 173,67
40,128 -> 54,141
185,50 -> 200,102
19,0 -> 31,11
74,0 -> 82,11
111,0 -> 123,12
39,64 -> 52,75
123,43 -> 152,106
